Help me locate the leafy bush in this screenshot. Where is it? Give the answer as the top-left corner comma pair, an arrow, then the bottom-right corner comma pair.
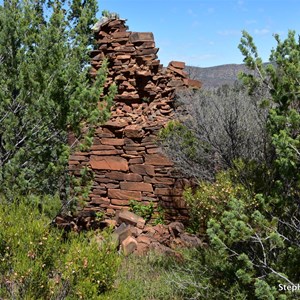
129,200 -> 155,222
61,229 -> 120,298
167,248 -> 250,300
184,170 -> 251,233
0,195 -> 121,299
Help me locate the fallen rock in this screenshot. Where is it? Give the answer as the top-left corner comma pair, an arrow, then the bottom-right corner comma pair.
121,236 -> 138,256
114,223 -> 132,244
135,242 -> 149,255
168,221 -> 185,238
179,233 -> 202,248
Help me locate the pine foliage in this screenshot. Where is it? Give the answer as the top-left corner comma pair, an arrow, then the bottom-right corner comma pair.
0,0 -> 116,198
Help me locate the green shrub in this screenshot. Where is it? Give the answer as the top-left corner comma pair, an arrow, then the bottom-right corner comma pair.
60,229 -> 120,298
0,195 -> 121,299
129,200 -> 154,222
183,170 -> 252,233
166,248 -> 249,300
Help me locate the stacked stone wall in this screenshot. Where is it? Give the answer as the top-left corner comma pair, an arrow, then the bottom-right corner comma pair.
69,18 -> 201,222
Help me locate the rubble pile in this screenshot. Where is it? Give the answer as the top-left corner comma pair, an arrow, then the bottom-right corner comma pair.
56,209 -> 203,257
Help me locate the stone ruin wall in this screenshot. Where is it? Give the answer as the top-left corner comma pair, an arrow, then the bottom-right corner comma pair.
68,18 -> 201,223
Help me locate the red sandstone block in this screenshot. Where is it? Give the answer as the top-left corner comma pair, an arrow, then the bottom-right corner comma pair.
94,177 -> 117,184
108,189 -> 141,200
116,54 -> 131,60
144,154 -> 174,166
90,189 -> 107,196
144,176 -> 175,185
154,188 -> 183,196
106,183 -> 119,189
104,119 -> 128,128
107,19 -> 124,27
129,32 -> 154,43
111,31 -> 131,39
95,127 -> 115,137
124,173 -> 143,182
134,41 -> 155,49
167,65 -> 187,77
125,150 -> 139,155
136,235 -> 152,245
69,155 -> 88,161
117,209 -> 145,229
128,158 -> 144,164
101,138 -> 125,146
106,208 -> 115,215
146,148 -> 159,154
73,151 -> 90,156
90,156 -> 128,171
114,46 -> 135,52
90,150 -> 123,155
111,199 -> 131,206
121,236 -> 138,256
124,124 -> 145,138
90,197 -> 110,205
136,48 -> 159,56
90,144 -> 115,150
135,70 -> 151,76
106,172 -> 126,181
120,182 -> 153,192
129,164 -> 155,176
123,146 -> 145,151
115,93 -> 140,101
169,61 -> 185,69
115,74 -> 127,81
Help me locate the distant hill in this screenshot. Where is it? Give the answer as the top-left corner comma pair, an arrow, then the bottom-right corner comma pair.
185,64 -> 252,89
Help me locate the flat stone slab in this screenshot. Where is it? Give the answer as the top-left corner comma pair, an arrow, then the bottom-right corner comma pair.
129,32 -> 154,43
117,209 -> 145,229
90,156 -> 128,171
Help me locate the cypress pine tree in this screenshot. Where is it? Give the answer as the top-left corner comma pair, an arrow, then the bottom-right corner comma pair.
0,0 -> 116,199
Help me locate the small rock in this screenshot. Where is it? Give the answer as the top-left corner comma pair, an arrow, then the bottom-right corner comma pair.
168,222 -> 185,238
130,226 -> 143,237
136,235 -> 152,245
100,219 -> 117,228
179,233 -> 202,248
117,209 -> 146,228
121,236 -> 138,256
135,242 -> 149,255
114,223 -> 132,244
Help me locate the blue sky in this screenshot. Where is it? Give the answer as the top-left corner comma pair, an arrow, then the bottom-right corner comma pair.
97,0 -> 300,67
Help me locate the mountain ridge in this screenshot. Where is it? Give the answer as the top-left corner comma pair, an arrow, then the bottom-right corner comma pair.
185,63 -> 251,88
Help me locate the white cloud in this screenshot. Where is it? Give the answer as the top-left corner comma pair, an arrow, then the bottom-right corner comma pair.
245,19 -> 257,25
235,0 -> 248,12
254,28 -> 270,35
207,7 -> 215,14
217,29 -> 240,36
187,8 -> 197,17
192,20 -> 200,28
